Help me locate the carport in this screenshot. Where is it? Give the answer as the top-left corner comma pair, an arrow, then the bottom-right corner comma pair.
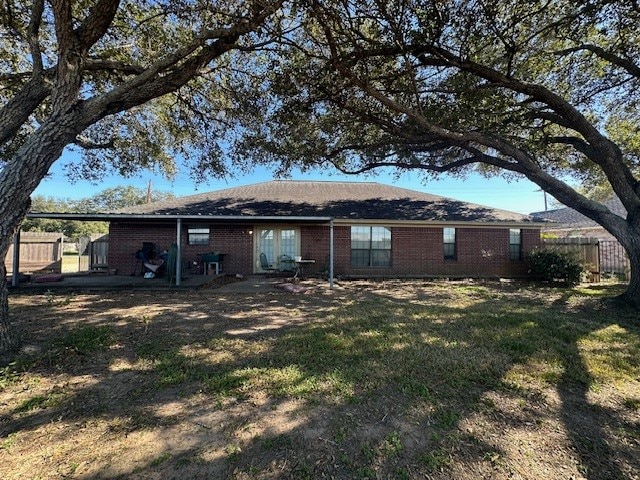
15,212 -> 336,288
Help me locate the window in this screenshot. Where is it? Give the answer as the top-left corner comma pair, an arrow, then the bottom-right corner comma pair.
509,229 -> 522,260
443,227 -> 456,260
351,226 -> 391,267
188,226 -> 210,245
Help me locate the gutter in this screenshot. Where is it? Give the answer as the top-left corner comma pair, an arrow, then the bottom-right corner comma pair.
26,213 -> 333,223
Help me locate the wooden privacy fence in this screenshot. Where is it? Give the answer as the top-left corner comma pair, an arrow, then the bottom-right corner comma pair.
5,232 -> 63,274
78,234 -> 109,271
542,237 -> 631,282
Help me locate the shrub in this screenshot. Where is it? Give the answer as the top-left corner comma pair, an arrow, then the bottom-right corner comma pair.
527,249 -> 583,286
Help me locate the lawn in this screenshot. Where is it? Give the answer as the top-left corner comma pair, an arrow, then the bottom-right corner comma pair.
1,280 -> 639,479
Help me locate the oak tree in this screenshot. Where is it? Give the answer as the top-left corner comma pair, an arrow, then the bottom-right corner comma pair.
233,0 -> 640,307
0,0 -> 281,352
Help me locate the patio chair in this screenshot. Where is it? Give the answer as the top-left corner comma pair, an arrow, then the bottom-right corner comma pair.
279,254 -> 296,273
132,242 -> 165,277
259,252 -> 278,276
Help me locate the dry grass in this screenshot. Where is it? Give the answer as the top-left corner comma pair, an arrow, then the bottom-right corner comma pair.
1,280 -> 639,479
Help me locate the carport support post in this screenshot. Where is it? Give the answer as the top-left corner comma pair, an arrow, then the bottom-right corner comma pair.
11,229 -> 20,287
329,218 -> 334,289
176,219 -> 182,286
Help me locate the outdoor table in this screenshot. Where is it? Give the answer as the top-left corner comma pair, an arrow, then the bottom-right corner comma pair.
200,253 -> 225,275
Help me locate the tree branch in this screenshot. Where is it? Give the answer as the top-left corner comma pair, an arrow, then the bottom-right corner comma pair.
73,135 -> 115,149
329,154 -> 487,175
0,76 -> 51,147
84,58 -> 146,75
305,1 -> 639,227
0,71 -> 34,83
50,0 -> 81,111
27,0 -> 45,75
76,0 -> 121,50
555,44 -> 640,78
545,136 -> 596,158
49,0 -> 121,112
530,109 -> 580,131
84,1 -> 283,120
402,43 -> 638,213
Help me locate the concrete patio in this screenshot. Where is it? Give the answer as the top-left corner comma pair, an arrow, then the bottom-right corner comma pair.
7,272 -> 328,294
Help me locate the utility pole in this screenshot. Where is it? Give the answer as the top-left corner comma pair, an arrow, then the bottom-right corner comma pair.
146,180 -> 152,204
536,189 -> 548,211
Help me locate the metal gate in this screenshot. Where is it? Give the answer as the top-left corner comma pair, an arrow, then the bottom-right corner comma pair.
542,237 -> 630,282
599,240 -> 630,281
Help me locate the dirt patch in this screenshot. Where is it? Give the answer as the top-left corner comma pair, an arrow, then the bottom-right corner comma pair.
1,281 -> 638,479
200,274 -> 247,289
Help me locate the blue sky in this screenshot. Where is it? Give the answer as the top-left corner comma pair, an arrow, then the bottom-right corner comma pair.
33,154 -> 553,215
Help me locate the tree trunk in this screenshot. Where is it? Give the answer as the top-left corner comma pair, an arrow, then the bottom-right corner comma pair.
0,120 -> 72,355
0,199 -> 31,355
620,239 -> 640,309
0,264 -> 15,354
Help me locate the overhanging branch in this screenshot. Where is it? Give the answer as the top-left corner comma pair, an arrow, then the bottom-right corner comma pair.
73,135 -> 115,150
555,44 -> 640,78
85,1 -> 284,119
0,75 -> 51,147
545,136 -> 596,158
27,0 -> 45,75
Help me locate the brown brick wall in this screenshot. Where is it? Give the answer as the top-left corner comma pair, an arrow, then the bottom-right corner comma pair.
108,222 -> 176,275
108,222 -> 254,275
109,222 -> 540,278
327,226 -> 539,278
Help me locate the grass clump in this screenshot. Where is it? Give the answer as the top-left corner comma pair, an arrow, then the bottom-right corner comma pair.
15,391 -> 65,413
50,325 -> 114,356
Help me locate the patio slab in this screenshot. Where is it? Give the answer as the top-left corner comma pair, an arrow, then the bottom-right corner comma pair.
7,271 -> 217,292
7,272 -> 331,294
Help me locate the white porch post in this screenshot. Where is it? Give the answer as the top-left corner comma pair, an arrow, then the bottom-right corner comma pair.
176,218 -> 182,286
329,218 -> 334,289
11,229 -> 20,287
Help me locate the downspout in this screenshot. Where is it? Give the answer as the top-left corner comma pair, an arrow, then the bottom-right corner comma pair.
11,229 -> 20,287
329,218 -> 334,289
176,218 -> 182,286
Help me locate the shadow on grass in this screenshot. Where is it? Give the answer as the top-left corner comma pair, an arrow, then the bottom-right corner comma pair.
1,283 -> 639,479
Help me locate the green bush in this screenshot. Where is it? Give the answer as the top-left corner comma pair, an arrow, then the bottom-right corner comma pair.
527,249 -> 583,286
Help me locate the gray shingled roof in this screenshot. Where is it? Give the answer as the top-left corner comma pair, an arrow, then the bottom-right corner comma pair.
113,180 -> 534,223
530,197 -> 627,228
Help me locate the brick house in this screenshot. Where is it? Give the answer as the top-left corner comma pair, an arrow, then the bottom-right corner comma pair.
530,197 -> 625,241
103,181 -> 542,281
530,197 -> 630,277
